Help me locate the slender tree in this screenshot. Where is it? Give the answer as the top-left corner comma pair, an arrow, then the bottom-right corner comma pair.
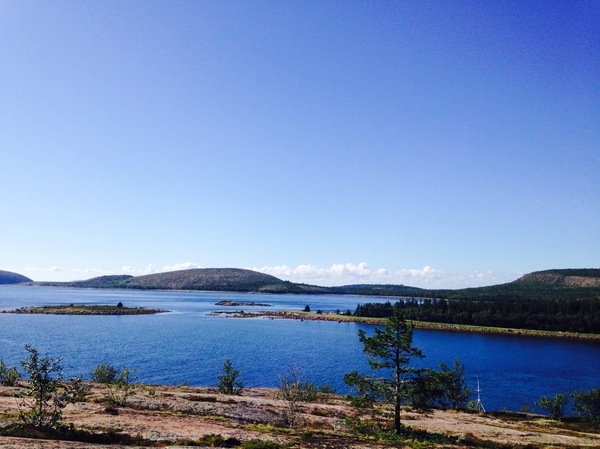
217,358 -> 243,395
345,309 -> 424,434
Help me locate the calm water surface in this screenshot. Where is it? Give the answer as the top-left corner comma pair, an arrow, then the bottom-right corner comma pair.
0,285 -> 598,412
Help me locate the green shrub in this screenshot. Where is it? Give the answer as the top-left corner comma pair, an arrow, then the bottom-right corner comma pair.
19,345 -> 74,429
66,376 -> 89,402
104,368 -> 136,406
90,362 -> 118,384
217,358 -> 243,395
0,359 -> 20,386
535,393 -> 568,420
572,388 -> 600,423
318,384 -> 336,394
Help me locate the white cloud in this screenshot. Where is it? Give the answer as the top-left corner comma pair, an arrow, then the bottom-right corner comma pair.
72,268 -> 106,274
121,265 -> 156,275
162,262 -> 202,272
24,266 -> 63,273
121,262 -> 200,276
250,262 -> 521,289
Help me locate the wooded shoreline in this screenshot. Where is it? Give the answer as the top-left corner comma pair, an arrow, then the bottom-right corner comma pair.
213,310 -> 600,340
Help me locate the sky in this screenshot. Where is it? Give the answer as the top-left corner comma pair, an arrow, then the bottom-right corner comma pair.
1,0 -> 598,289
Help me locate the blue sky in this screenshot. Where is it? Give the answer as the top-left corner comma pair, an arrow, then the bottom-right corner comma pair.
1,0 -> 598,288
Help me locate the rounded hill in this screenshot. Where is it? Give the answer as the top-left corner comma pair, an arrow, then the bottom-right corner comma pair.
0,270 -> 32,284
123,268 -> 287,291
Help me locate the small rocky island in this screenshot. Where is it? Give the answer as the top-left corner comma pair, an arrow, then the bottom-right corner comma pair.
1,303 -> 169,315
215,300 -> 271,307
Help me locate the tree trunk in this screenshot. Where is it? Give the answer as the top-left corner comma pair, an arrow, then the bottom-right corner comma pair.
394,397 -> 401,434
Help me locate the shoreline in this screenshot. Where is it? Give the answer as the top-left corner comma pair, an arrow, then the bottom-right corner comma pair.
212,310 -> 600,341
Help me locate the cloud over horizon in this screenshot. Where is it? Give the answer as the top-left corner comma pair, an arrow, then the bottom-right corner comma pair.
250,262 -> 521,289
21,261 -> 521,289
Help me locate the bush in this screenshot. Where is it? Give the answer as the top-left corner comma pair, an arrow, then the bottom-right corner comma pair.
278,367 -> 317,428
90,362 -> 118,384
572,388 -> 600,423
0,359 -> 20,386
67,376 -> 89,402
535,393 -> 568,420
19,345 -> 74,429
104,368 -> 136,406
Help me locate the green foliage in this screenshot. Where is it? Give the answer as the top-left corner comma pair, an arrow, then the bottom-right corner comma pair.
103,368 -> 136,406
353,295 -> 600,334
439,357 -> 472,410
90,362 -> 118,384
18,345 -> 74,429
66,376 -> 89,402
277,367 -> 317,428
217,358 -> 243,395
317,384 -> 336,394
408,368 -> 447,411
0,359 -> 20,386
534,393 -> 568,420
572,388 -> 600,423
345,309 -> 424,435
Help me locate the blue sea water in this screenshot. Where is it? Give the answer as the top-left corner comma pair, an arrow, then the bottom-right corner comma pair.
0,285 -> 598,412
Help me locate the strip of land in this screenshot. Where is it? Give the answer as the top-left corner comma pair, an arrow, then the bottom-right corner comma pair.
212,310 -> 600,340
216,300 -> 272,307
1,305 -> 169,315
1,383 -> 599,448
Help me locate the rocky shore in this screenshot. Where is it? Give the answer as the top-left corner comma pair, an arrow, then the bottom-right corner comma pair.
0,383 -> 598,448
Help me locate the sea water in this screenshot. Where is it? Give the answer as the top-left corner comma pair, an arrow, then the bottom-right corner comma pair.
0,285 -> 598,412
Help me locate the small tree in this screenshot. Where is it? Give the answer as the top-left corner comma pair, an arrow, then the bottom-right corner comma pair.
535,393 -> 568,420
19,345 -> 74,429
278,366 -> 317,428
344,309 -> 424,435
572,388 -> 600,424
217,358 -> 243,395
409,368 -> 447,411
439,357 -> 472,410
0,359 -> 20,386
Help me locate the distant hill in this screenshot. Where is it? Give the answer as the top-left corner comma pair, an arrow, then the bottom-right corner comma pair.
516,269 -> 600,287
40,268 -> 329,294
0,270 -> 32,285
124,268 -> 287,291
31,267 -> 600,300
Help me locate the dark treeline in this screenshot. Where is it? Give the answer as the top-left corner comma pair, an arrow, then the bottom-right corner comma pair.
353,297 -> 600,334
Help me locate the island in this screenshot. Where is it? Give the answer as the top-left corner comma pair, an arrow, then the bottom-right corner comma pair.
1,304 -> 169,315
215,300 -> 271,307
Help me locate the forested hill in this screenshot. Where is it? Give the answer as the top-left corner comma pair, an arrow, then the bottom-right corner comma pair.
37,268 -> 329,294
0,270 -> 32,284
14,266 -> 600,301
516,269 -> 600,287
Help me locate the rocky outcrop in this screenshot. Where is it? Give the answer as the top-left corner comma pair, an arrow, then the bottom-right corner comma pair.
517,269 -> 600,287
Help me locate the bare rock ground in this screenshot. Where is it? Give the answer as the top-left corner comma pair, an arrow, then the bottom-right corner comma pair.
1,384 -> 599,448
